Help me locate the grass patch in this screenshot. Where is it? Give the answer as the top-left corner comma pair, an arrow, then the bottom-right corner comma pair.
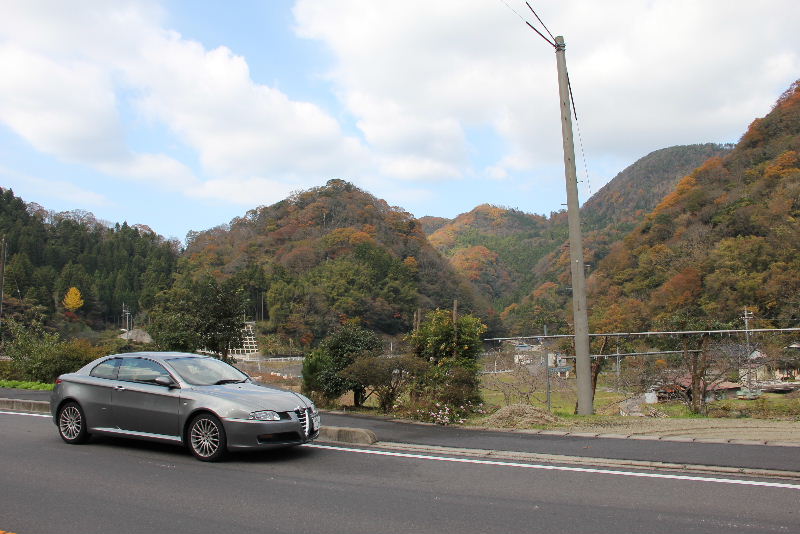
0,379 -> 54,390
709,394 -> 800,419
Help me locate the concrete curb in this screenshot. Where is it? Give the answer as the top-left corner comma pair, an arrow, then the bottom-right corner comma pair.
372,442 -> 800,481
0,397 -> 50,414
317,426 -> 377,445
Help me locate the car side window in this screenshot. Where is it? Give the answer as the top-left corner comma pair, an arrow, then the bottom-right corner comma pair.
90,358 -> 120,380
117,359 -> 172,385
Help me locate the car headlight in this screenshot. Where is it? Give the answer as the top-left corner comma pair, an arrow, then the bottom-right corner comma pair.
310,405 -> 318,415
249,410 -> 280,421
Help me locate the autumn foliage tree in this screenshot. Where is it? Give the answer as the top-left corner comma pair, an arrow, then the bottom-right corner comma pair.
62,287 -> 84,312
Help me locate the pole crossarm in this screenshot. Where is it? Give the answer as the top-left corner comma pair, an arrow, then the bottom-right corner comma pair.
485,327 -> 800,342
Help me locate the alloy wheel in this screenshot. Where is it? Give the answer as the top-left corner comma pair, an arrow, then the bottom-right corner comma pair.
190,417 -> 220,458
59,405 -> 82,440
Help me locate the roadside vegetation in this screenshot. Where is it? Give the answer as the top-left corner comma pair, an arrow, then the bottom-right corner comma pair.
0,379 -> 54,390
301,309 -> 487,424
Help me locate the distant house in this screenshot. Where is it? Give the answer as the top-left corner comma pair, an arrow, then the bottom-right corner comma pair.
740,348 -> 800,382
658,376 -> 741,402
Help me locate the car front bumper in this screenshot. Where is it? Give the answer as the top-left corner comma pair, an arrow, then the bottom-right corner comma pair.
221,416 -> 320,450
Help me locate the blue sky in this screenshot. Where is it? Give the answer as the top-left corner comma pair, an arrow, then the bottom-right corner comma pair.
1,0 -> 798,242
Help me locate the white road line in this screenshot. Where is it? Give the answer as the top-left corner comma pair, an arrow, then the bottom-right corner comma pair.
0,410 -> 50,418
306,443 -> 800,491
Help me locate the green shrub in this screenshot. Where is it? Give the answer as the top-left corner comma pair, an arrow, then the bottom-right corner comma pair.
301,324 -> 382,406
341,354 -> 429,413
4,321 -> 103,382
0,360 -> 22,380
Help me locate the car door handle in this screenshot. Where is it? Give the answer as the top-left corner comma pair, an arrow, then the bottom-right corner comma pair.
114,385 -> 126,391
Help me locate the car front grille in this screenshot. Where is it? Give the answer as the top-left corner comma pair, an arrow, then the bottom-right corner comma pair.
296,408 -> 311,437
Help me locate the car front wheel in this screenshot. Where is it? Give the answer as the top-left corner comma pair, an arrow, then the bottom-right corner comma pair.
188,413 -> 227,462
58,401 -> 90,444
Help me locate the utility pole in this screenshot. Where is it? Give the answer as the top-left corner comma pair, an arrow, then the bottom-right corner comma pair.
0,236 -> 5,344
743,306 -> 754,390
555,35 -> 593,415
452,299 -> 459,359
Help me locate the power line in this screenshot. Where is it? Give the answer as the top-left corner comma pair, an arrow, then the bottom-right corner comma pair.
526,1 -> 555,42
567,75 -> 592,197
525,20 -> 555,48
502,1 -> 592,197
486,327 -> 800,342
498,0 -> 555,48
498,0 -> 527,24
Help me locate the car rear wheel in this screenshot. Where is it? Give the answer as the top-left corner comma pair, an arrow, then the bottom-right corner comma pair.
58,401 -> 90,444
188,413 -> 227,462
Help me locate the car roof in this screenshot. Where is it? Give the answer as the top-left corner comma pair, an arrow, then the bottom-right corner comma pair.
106,351 -> 208,362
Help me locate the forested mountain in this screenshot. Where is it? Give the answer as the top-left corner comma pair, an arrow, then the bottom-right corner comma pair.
425,205 -> 568,309
502,144 -> 732,333
417,216 -> 451,235
425,145 -> 730,322
5,75 -> 789,345
587,80 -> 800,332
581,144 -> 734,232
0,189 -> 178,327
180,179 -> 493,345
504,80 -> 800,336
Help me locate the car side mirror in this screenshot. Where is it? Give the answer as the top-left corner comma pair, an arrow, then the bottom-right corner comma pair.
154,376 -> 178,388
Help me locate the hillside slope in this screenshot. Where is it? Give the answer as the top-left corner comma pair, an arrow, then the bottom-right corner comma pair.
502,80 -> 800,336
182,180 -> 493,344
425,144 -> 730,319
426,205 -> 565,308
586,80 -> 800,331
0,188 -> 178,327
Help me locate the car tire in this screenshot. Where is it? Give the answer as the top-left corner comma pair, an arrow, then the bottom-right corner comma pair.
57,401 -> 90,444
188,413 -> 227,462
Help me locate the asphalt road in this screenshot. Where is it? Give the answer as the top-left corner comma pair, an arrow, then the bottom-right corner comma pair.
2,411 -> 799,534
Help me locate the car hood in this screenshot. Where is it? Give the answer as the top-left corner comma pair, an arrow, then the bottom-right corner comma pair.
192,382 -> 310,412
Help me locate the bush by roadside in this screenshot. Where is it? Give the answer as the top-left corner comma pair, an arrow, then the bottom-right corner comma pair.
4,321 -> 105,382
0,379 -> 54,390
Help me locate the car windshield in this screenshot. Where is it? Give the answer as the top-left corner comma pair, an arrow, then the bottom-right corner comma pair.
167,357 -> 249,386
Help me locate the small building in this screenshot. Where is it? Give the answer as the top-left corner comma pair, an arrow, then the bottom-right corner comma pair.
658,376 -> 741,402
740,348 -> 800,382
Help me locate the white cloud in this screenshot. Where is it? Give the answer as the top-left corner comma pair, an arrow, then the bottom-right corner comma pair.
0,0 -> 368,205
188,177 -> 298,206
0,44 -> 125,163
0,165 -> 111,207
294,0 -> 800,187
0,0 -> 798,230
129,35 -> 368,180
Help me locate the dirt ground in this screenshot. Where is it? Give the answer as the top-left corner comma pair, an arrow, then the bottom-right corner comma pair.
560,417 -> 800,442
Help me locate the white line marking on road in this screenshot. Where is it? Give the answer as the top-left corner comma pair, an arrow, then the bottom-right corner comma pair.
306,443 -> 800,490
0,410 -> 50,418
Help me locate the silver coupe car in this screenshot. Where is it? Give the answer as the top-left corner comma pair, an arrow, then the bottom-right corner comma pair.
50,351 -> 320,461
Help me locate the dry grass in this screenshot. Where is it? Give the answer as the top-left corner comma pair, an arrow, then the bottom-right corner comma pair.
481,404 -> 560,428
